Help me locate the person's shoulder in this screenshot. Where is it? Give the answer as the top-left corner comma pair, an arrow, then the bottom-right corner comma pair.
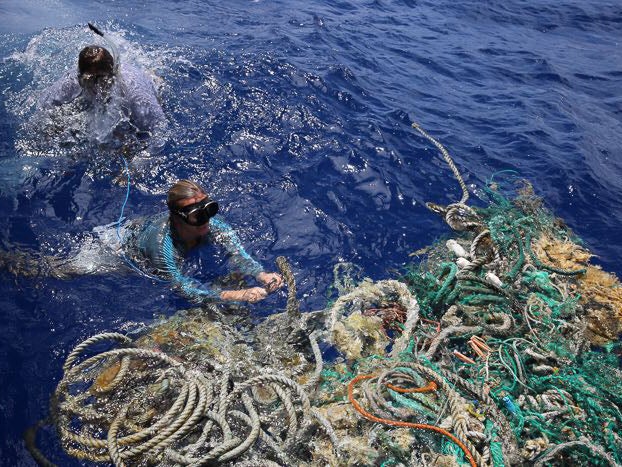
136,211 -> 169,231
39,70 -> 81,108
119,62 -> 157,87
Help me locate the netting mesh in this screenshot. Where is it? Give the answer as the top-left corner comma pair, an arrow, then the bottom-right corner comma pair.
25,131 -> 622,466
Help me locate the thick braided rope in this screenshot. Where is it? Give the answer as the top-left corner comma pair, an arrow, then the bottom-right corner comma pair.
327,281 -> 386,333
222,374 -> 312,418
457,230 -> 499,277
534,437 -> 618,467
217,393 -> 262,462
24,419 -> 57,467
52,335 -> 200,463
229,410 -> 294,464
372,371 -> 425,420
349,373 -> 478,467
304,330 -> 324,391
388,362 -> 486,466
107,404 -> 129,467
178,399 -> 257,465
429,365 -> 519,465
445,203 -> 482,231
311,407 -> 341,456
270,383 -> 298,444
377,368 -> 441,418
366,280 -> 421,358
235,460 -> 282,467
412,122 -> 469,205
63,332 -> 132,372
137,377 -> 210,459
52,347 -> 184,454
276,256 -> 300,318
181,375 -> 215,455
63,347 -> 182,380
59,380 -> 194,460
170,373 -> 312,465
362,376 -> 398,420
122,379 -> 201,458
471,229 -> 501,264
327,279 -> 419,356
54,380 -> 191,454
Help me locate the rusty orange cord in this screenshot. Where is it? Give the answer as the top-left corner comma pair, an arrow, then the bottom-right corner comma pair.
348,374 -> 477,467
386,380 -> 438,394
468,335 -> 492,360
421,318 -> 441,334
453,350 -> 476,365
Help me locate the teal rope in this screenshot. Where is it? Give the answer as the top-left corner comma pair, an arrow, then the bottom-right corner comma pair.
433,262 -> 458,304
116,156 -> 167,283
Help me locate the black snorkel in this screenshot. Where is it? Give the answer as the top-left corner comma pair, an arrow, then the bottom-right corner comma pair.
87,22 -> 120,75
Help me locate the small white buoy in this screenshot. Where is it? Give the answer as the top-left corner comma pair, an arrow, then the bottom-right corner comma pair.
456,257 -> 472,269
446,239 -> 468,258
485,272 -> 504,288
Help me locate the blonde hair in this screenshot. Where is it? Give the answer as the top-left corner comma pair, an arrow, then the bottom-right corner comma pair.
167,180 -> 207,209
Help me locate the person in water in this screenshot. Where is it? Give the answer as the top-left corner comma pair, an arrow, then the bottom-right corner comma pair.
0,180 -> 283,304
38,44 -> 166,137
124,179 -> 284,303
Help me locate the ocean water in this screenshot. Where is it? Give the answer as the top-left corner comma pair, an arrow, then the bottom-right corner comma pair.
1,0 -> 621,464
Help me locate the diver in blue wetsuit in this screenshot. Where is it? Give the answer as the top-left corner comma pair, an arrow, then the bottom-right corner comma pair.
0,180 -> 283,304
38,44 -> 167,138
123,179 -> 283,303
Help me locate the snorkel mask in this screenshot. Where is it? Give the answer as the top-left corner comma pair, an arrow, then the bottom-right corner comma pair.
172,198 -> 220,227
76,23 -> 120,99
78,71 -> 114,94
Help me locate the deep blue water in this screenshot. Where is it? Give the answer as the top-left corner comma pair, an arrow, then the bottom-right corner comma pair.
1,0 -> 621,464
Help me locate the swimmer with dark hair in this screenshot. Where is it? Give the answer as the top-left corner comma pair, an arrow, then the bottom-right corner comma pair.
39,39 -> 166,136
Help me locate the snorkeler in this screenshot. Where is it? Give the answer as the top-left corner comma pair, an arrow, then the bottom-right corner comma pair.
38,34 -> 166,137
0,180 -> 283,304
123,179 -> 284,303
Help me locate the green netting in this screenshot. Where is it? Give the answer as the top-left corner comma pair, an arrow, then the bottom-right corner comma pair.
27,129 -> 622,467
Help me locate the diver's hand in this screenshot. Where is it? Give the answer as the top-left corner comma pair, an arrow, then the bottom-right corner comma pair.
220,287 -> 268,303
257,272 -> 284,293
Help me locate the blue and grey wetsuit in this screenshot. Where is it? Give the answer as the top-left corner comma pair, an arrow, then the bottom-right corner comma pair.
123,212 -> 264,302
38,63 -> 166,134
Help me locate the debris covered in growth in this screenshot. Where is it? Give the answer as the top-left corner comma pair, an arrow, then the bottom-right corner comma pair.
26,126 -> 622,467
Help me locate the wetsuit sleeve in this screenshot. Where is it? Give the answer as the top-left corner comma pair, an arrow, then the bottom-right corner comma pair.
159,234 -> 222,302
38,72 -> 82,108
210,217 -> 264,277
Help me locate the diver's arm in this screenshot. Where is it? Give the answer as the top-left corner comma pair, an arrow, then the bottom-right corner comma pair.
38,72 -> 82,108
209,217 -> 265,277
219,287 -> 267,303
160,234 -> 266,304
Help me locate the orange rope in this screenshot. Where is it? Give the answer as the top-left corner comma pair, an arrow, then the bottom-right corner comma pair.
348,374 -> 477,467
453,350 -> 476,365
386,380 -> 438,394
421,318 -> 441,334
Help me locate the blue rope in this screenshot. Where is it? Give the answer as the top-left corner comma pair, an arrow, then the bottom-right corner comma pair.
116,156 -> 131,243
116,156 -> 167,282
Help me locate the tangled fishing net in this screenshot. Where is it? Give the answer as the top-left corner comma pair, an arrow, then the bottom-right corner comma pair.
27,124 -> 622,466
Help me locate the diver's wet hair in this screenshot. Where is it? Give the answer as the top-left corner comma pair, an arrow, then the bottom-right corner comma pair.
78,46 -> 114,76
167,180 -> 208,210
